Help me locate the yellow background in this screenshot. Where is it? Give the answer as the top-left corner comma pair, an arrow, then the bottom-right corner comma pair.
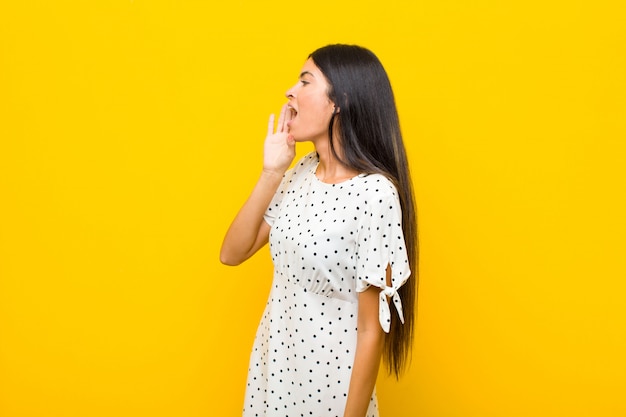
1,1 -> 625,416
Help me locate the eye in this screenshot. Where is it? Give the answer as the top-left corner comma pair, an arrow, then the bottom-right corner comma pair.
300,80 -> 310,86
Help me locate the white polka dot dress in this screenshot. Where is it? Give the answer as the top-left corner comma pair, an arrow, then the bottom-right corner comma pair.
243,152 -> 411,417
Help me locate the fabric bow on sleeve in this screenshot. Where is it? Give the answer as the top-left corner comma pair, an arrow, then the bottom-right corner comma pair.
378,285 -> 405,333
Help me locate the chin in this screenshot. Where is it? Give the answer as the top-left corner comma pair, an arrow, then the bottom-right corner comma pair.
289,131 -> 304,142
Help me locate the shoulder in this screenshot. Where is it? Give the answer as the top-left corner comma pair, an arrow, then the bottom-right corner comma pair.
358,173 -> 399,199
285,151 -> 318,178
356,174 -> 403,217
294,151 -> 318,170
275,152 -> 317,195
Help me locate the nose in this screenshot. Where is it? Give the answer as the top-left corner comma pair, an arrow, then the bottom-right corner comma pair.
285,83 -> 296,99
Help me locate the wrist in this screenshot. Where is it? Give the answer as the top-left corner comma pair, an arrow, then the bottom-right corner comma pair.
261,168 -> 286,179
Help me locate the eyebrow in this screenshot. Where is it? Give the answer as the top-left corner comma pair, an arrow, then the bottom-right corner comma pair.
299,71 -> 314,79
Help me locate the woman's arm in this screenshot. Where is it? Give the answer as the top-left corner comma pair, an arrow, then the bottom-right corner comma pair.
219,172 -> 279,265
219,104 -> 295,266
343,268 -> 390,417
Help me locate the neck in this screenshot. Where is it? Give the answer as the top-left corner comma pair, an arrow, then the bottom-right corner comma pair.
314,141 -> 359,184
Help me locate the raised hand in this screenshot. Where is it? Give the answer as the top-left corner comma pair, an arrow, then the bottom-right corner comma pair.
263,103 -> 296,176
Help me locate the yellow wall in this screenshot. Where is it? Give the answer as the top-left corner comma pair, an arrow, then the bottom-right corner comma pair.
1,1 -> 625,416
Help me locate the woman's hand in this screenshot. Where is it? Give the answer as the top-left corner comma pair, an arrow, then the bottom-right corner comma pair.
263,103 -> 296,176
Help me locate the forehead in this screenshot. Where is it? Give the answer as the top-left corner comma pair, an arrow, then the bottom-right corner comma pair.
300,58 -> 323,78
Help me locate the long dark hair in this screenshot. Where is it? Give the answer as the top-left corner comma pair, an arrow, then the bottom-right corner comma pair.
310,44 -> 418,378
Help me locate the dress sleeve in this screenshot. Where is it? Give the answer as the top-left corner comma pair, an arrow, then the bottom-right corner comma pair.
263,171 -> 291,227
263,152 -> 316,226
355,185 -> 411,333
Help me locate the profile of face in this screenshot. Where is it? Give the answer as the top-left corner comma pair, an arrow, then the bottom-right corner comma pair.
285,58 -> 337,143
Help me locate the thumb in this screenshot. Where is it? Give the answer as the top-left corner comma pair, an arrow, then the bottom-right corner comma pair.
287,134 -> 296,147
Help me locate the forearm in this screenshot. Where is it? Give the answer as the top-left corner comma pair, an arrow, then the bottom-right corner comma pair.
219,170 -> 283,265
220,104 -> 296,265
344,286 -> 385,417
344,330 -> 384,417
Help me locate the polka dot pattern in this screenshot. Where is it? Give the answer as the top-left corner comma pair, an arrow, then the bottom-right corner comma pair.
243,152 -> 410,416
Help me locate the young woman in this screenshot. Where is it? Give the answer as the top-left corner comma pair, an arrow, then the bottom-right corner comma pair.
220,44 -> 418,417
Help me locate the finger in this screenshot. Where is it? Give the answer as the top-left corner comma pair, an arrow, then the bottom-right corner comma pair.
276,103 -> 288,133
284,103 -> 293,128
267,113 -> 275,136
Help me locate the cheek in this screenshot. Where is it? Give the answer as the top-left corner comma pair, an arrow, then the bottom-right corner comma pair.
296,94 -> 333,129
304,105 -> 331,127
308,98 -> 333,120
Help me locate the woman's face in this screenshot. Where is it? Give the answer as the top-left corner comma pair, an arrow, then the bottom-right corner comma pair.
285,58 -> 336,142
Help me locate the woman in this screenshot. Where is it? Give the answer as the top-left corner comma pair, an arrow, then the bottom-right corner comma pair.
220,44 -> 418,417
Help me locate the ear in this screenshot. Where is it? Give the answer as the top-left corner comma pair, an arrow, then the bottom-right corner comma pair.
333,105 -> 340,115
